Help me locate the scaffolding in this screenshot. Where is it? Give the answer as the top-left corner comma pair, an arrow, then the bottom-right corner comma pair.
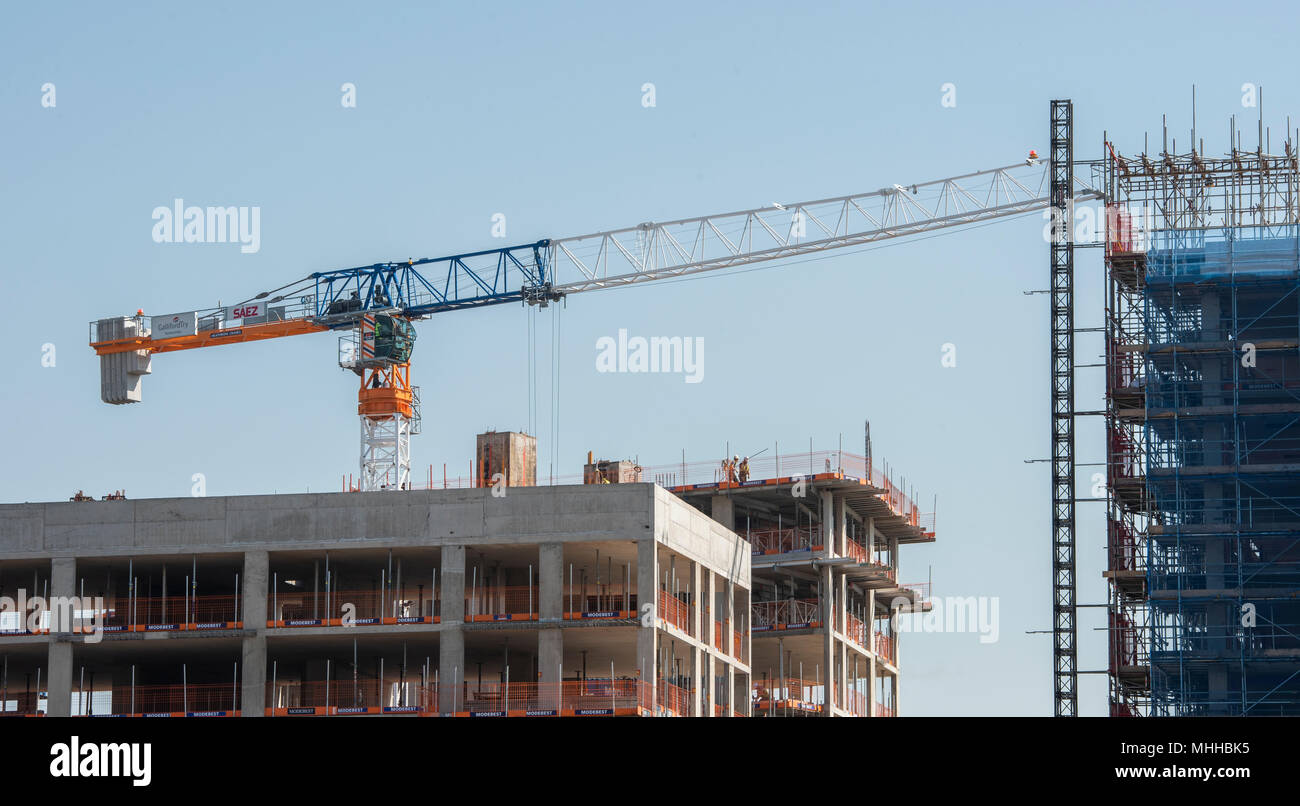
1104,123 -> 1300,715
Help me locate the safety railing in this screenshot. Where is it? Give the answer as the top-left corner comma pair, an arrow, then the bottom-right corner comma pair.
874,632 -> 896,663
274,588 -> 430,626
752,677 -> 825,713
466,585 -> 538,621
747,526 -> 821,555
902,582 -> 931,609
564,581 -> 637,617
658,589 -> 694,635
267,679 -> 421,713
384,449 -> 934,533
751,598 -> 821,630
845,613 -> 868,648
846,689 -> 868,717
650,680 -> 691,717
92,683 -> 241,716
88,594 -> 240,632
1,692 -> 44,716
875,702 -> 896,718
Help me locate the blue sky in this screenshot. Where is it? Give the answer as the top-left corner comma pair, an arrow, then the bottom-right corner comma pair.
4,1 -> 1299,715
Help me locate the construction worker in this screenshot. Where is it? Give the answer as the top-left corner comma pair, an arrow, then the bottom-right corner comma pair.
739,456 -> 751,483
728,456 -> 739,483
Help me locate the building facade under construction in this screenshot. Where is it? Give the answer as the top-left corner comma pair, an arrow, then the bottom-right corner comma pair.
0,434 -> 931,718
1104,125 -> 1300,715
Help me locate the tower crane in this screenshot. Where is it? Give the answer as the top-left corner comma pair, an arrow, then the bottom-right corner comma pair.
90,101 -> 1108,717
91,157 -> 1094,493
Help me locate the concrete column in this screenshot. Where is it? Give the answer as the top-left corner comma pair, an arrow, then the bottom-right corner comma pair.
710,494 -> 735,531
537,542 -> 564,708
821,563 -> 834,717
539,543 -> 562,622
706,650 -> 715,717
690,646 -> 702,716
636,538 -> 658,710
438,545 -> 466,713
820,489 -> 834,552
46,557 -> 75,717
692,561 -> 703,639
867,655 -> 877,716
240,550 -> 268,717
726,661 -> 735,717
836,496 -> 848,556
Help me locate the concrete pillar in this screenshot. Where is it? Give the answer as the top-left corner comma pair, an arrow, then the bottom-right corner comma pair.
710,495 -> 735,531
690,646 -> 702,716
836,496 -> 848,556
539,543 -> 562,622
46,557 -> 75,717
438,545 -> 466,713
821,563 -> 834,717
240,550 -> 268,716
820,489 -> 834,551
636,538 -> 658,710
726,661 -> 735,717
867,655 -> 877,716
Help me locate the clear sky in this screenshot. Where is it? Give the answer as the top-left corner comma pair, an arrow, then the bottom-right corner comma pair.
4,1 -> 1298,716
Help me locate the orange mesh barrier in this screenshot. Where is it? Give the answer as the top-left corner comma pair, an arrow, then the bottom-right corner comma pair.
649,680 -> 690,716
466,585 -> 538,620
564,582 -> 636,615
874,632 -> 895,663
104,683 -> 239,715
658,589 -> 693,635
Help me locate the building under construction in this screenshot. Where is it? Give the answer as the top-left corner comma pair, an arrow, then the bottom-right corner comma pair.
1104,120 -> 1300,715
0,432 -> 930,718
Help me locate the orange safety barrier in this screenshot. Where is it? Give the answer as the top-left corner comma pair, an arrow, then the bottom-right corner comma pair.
649,679 -> 690,717
713,620 -> 726,651
465,585 -> 538,621
563,582 -> 637,618
658,589 -> 694,635
450,680 -> 640,716
273,588 -> 434,627
733,629 -> 743,659
875,702 -> 896,718
845,613 -> 868,648
267,679 -> 422,714
87,683 -> 241,716
93,594 -> 241,632
874,632 -> 895,663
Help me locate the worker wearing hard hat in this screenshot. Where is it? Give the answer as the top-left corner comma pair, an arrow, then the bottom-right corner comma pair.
739,456 -> 751,483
